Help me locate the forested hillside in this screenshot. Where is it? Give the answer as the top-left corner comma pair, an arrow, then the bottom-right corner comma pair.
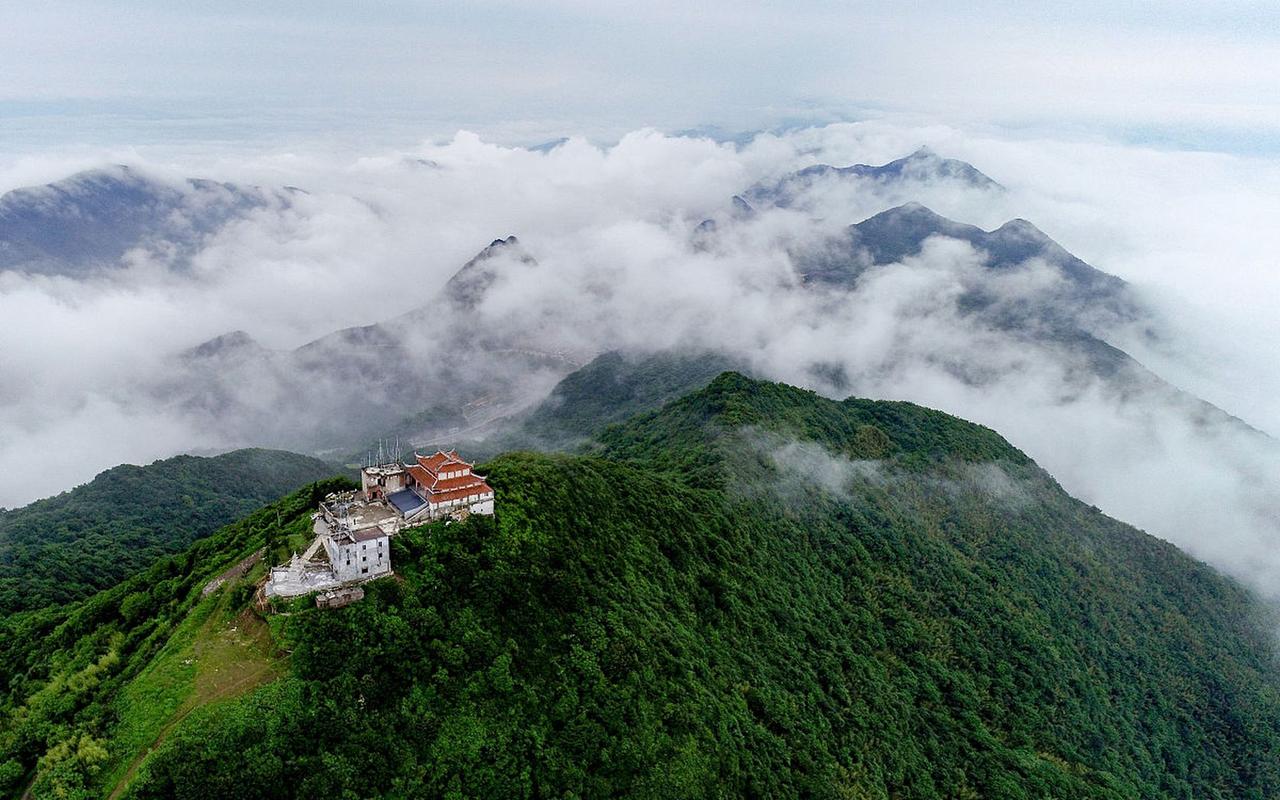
518,349 -> 741,444
458,349 -> 741,462
0,449 -> 337,613
4,375 -> 1279,799
0,477 -> 354,799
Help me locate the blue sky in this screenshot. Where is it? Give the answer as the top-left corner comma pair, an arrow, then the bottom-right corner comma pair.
2,1 -> 1278,153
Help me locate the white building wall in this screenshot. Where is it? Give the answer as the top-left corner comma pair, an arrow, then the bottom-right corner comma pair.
362,468 -> 408,499
331,540 -> 354,582
386,473 -> 406,493
331,536 -> 391,582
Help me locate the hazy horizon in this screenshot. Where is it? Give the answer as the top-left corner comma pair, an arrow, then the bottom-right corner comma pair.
4,1 -> 1280,157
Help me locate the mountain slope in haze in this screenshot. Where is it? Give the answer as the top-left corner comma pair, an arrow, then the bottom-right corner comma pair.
171,234 -> 574,457
11,372 -> 1278,798
0,166 -> 295,276
743,146 -> 1003,210
807,201 -> 1125,301
704,160 -> 1255,437
441,235 -> 536,310
786,202 -> 1271,438
0,448 -> 337,614
513,349 -> 744,445
729,150 -> 1125,323
702,152 -> 1145,379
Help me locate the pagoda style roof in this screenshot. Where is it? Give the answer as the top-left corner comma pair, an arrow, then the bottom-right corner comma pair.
424,483 -> 493,506
414,449 -> 469,475
404,449 -> 493,504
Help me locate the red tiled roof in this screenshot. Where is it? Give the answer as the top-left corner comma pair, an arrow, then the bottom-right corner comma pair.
405,458 -> 491,502
427,481 -> 494,506
406,464 -> 433,487
416,450 -> 469,475
431,474 -> 488,492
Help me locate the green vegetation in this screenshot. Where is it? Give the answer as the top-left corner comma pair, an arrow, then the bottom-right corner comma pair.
460,349 -> 741,462
519,350 -> 741,444
0,477 -> 353,799
5,372 -> 1280,798
101,577 -> 281,799
0,448 -> 338,613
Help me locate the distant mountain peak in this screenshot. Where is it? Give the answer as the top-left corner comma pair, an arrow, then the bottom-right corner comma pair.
850,148 -> 1003,190
844,204 -> 1094,273
789,203 -> 1134,334
181,330 -> 268,362
743,148 -> 1002,210
855,201 -> 959,233
0,165 -> 291,277
883,199 -> 937,215
993,217 -> 1046,237
442,235 -> 536,310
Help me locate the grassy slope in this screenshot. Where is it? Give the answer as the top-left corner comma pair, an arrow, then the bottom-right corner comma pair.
0,448 -> 339,613
103,374 -> 1280,799
102,572 -> 281,799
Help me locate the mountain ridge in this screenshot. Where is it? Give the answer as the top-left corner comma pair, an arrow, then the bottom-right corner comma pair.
0,166 -> 294,276
743,147 -> 1004,210
5,370 -> 1279,798
0,447 -> 339,613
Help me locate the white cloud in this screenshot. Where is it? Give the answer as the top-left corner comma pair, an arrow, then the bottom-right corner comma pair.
1,122 -> 1279,604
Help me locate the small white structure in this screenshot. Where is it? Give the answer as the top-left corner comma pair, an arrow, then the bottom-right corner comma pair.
325,525 -> 391,582
264,550 -> 344,598
361,462 -> 407,501
264,503 -> 394,599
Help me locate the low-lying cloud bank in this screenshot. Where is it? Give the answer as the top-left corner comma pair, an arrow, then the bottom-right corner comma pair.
762,433 -> 1034,512
2,121 -> 1279,600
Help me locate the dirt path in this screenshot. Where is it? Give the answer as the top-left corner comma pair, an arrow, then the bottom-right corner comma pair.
201,548 -> 264,597
105,664 -> 271,800
105,605 -> 279,800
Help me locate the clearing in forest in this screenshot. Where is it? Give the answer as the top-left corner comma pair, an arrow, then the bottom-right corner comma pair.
102,581 -> 282,799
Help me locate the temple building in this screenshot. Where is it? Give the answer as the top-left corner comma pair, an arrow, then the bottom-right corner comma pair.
377,450 -> 496,522
265,449 -> 493,603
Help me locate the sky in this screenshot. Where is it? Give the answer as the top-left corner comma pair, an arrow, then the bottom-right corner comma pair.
2,1 -> 1280,154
